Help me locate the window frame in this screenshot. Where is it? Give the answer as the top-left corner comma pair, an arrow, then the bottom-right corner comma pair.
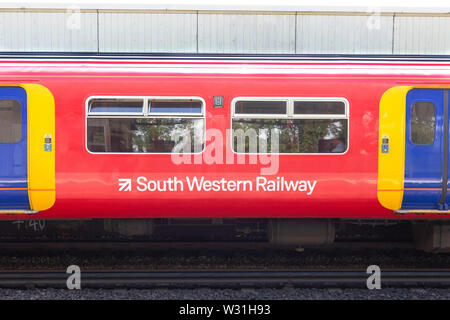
230,97 -> 350,155
148,98 -> 204,117
85,96 -> 206,155
88,98 -> 145,116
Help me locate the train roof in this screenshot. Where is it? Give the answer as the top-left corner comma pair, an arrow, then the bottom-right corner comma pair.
3,53 -> 450,64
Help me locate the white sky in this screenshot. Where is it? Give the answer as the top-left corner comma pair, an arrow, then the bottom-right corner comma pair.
0,0 -> 449,11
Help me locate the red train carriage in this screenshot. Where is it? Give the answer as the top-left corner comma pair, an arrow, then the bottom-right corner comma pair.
0,54 -> 449,223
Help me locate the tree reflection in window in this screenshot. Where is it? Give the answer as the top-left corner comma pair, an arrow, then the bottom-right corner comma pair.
232,119 -> 347,153
87,118 -> 204,153
411,102 -> 435,145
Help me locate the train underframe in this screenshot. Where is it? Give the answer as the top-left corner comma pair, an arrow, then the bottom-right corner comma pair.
0,218 -> 449,252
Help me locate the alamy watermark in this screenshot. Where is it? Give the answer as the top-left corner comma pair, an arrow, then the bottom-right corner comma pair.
171,128 -> 280,176
66,265 -> 81,290
66,5 -> 81,30
366,7 -> 381,30
366,265 -> 381,289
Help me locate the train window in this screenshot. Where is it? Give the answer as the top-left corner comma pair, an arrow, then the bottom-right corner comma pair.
0,99 -> 22,143
294,101 -> 346,115
89,99 -> 144,114
149,100 -> 203,114
86,97 -> 205,153
411,102 -> 435,145
234,101 -> 287,115
232,98 -> 348,154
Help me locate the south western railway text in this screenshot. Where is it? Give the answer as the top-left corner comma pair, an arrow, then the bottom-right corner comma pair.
135,176 -> 317,195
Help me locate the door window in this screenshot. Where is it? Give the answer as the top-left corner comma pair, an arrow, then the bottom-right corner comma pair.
0,99 -> 22,143
411,101 -> 435,145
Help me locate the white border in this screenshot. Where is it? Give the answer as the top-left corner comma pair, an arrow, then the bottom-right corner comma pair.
85,95 -> 206,155
230,96 -> 350,155
1,1 -> 449,14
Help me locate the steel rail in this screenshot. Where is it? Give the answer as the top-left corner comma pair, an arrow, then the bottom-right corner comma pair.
0,270 -> 450,289
0,241 -> 414,251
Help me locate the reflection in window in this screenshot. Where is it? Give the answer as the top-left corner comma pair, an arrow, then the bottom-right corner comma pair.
235,101 -> 287,114
0,99 -> 22,143
232,98 -> 348,154
149,100 -> 202,114
87,118 -> 204,153
89,99 -> 143,113
411,102 -> 435,145
233,119 -> 347,153
87,97 -> 205,153
294,101 -> 345,115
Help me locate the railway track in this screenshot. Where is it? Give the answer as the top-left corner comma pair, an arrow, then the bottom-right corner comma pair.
1,270 -> 450,289
0,241 -> 415,251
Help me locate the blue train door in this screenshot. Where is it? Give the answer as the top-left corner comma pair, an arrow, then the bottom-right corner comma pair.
403,89 -> 446,210
0,87 -> 29,210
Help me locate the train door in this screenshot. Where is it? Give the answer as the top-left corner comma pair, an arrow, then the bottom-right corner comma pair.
0,87 -> 29,210
403,89 -> 446,210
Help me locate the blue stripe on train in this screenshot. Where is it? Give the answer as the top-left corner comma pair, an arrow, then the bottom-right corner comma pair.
0,190 -> 30,210
402,189 -> 442,210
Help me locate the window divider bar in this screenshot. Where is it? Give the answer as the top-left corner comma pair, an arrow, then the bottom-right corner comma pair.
287,99 -> 294,118
143,98 -> 149,116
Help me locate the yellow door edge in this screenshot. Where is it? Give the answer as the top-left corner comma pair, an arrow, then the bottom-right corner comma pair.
377,86 -> 412,211
25,84 -> 56,211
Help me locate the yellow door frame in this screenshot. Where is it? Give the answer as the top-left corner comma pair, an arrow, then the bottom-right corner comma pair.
0,83 -> 55,212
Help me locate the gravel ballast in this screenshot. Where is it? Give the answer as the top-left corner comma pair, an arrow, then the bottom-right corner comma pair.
0,288 -> 450,300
